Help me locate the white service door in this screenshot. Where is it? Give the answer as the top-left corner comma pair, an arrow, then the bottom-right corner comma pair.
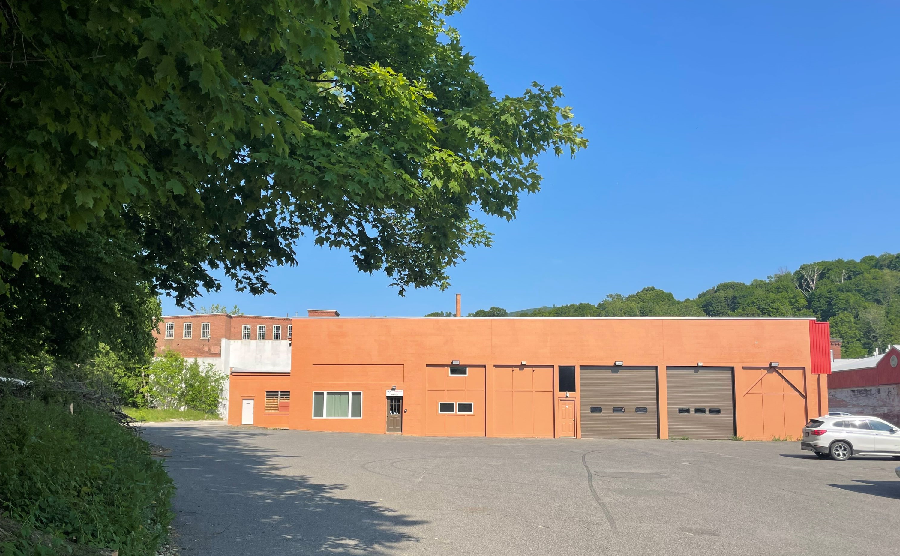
241,399 -> 254,425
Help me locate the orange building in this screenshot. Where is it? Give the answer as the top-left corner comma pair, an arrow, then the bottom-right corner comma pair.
228,316 -> 832,441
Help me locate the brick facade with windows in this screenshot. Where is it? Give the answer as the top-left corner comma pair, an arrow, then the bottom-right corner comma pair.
154,314 -> 293,358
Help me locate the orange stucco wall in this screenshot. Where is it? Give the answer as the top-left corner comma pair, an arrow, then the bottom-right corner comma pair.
226,317 -> 828,440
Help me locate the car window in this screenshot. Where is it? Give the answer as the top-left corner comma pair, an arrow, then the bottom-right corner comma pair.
832,420 -> 845,428
853,420 -> 872,430
867,419 -> 894,432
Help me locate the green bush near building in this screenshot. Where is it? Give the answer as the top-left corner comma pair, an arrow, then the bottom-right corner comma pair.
0,394 -> 174,556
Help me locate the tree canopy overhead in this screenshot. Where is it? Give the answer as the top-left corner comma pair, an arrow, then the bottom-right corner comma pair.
0,0 -> 586,365
1,0 -> 586,299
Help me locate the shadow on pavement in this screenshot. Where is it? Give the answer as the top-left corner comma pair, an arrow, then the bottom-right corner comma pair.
146,426 -> 425,555
829,480 -> 900,500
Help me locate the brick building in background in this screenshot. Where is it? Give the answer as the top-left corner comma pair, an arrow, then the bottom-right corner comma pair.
153,312 -> 296,416
829,345 -> 900,425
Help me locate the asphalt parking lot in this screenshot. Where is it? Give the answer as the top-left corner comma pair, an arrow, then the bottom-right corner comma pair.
142,423 -> 900,556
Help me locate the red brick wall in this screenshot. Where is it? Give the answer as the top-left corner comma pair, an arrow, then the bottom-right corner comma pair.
154,314 -> 292,358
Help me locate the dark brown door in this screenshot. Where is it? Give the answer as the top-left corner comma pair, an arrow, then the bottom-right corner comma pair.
386,397 -> 403,433
580,366 -> 659,439
667,367 -> 734,439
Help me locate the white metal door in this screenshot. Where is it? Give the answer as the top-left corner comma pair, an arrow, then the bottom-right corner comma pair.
241,399 -> 254,425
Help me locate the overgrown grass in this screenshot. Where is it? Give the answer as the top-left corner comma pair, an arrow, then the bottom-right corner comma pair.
0,395 -> 174,555
124,406 -> 219,422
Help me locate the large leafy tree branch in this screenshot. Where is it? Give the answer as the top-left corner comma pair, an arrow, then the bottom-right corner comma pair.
0,0 -> 585,362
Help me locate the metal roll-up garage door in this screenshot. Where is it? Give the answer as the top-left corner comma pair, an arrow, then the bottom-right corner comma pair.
580,366 -> 658,439
666,367 -> 734,439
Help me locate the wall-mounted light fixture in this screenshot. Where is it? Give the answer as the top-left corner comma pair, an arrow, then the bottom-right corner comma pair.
769,362 -> 780,368
614,361 -> 624,366
521,361 -> 527,365
697,362 -> 704,367
451,360 -> 460,365
391,385 -> 397,390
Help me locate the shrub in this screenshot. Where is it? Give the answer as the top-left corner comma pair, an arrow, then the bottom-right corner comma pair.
0,394 -> 174,555
148,351 -> 225,415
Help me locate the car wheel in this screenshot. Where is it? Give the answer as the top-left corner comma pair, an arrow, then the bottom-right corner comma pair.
815,452 -> 829,459
830,441 -> 852,461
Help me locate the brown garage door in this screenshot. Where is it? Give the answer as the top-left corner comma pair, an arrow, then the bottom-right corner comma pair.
580,366 -> 658,439
666,367 -> 734,439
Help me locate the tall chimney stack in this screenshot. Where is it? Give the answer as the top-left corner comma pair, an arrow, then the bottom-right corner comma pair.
455,294 -> 461,317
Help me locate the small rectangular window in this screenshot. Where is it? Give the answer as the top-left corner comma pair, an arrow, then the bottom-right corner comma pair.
678,408 -> 690,414
288,325 -> 292,339
183,322 -> 192,339
449,366 -> 468,376
457,402 -> 474,414
242,325 -> 251,340
201,322 -> 211,339
273,325 -> 282,340
558,366 -> 576,393
613,407 -> 625,413
350,392 -> 362,418
590,406 -> 603,413
257,325 -> 265,340
313,392 -> 324,418
439,402 -> 455,414
694,408 -> 707,414
635,407 -> 648,413
709,408 -> 722,415
165,322 -> 174,338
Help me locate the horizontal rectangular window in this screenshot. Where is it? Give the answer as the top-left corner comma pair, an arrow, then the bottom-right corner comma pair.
612,407 -> 625,413
265,391 -> 290,412
678,408 -> 690,414
694,408 -> 707,414
242,325 -> 251,340
449,366 -> 468,376
312,391 -> 362,418
201,322 -> 210,339
635,407 -> 648,413
438,402 -> 455,414
165,322 -> 174,338
590,406 -> 602,413
456,402 -> 474,414
558,365 -> 576,393
709,408 -> 722,415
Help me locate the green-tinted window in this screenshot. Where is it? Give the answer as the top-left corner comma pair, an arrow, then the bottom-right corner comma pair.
313,392 -> 324,418
351,392 -> 362,418
326,392 -> 349,417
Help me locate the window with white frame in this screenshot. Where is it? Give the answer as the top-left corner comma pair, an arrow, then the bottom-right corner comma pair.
273,325 -> 282,340
183,322 -> 192,339
288,325 -> 292,340
165,322 -> 174,339
438,402 -> 455,414
242,325 -> 251,340
257,325 -> 266,340
312,391 -> 362,418
201,322 -> 211,339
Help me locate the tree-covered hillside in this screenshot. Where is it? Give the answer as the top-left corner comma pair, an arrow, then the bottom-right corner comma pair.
448,253 -> 900,358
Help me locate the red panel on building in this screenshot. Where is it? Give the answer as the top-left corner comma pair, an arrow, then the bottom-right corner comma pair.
809,321 -> 831,375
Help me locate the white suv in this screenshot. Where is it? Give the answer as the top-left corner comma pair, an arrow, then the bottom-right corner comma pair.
801,415 -> 900,461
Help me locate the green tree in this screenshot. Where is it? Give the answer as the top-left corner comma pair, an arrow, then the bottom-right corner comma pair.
469,307 -> 508,317
425,311 -> 454,317
198,303 -> 243,315
1,0 -> 586,307
147,350 -> 224,414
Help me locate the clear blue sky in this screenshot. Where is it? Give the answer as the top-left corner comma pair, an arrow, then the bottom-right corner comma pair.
163,0 -> 900,317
